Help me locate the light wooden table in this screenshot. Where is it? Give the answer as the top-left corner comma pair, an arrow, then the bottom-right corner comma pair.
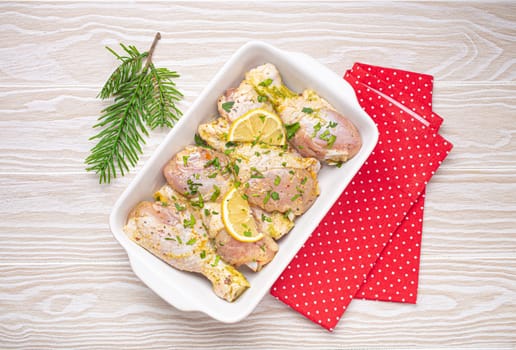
1,1 -> 515,348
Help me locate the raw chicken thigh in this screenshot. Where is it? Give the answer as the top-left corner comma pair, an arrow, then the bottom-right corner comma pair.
125,186 -> 249,302
198,120 -> 320,216
163,145 -> 279,272
245,63 -> 362,165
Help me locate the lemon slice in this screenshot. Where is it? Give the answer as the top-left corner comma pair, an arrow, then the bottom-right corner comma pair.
228,108 -> 286,146
221,187 -> 264,243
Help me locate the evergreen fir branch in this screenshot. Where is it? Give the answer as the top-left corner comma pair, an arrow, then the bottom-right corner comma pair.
85,32 -> 183,184
85,72 -> 151,183
146,65 -> 184,129
98,44 -> 148,100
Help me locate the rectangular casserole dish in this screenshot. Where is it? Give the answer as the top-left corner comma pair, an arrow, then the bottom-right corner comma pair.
109,41 -> 379,323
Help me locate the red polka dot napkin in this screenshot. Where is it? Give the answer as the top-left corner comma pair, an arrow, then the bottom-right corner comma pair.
270,63 -> 453,331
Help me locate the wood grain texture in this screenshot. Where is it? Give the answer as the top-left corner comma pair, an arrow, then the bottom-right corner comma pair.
1,260 -> 515,349
0,1 -> 515,349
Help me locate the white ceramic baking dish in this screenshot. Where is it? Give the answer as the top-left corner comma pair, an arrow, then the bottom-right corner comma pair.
109,41 -> 378,323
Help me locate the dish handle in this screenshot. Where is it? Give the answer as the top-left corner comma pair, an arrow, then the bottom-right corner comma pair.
128,256 -> 196,312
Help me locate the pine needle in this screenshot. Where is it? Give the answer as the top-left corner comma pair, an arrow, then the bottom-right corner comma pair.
85,32 -> 183,184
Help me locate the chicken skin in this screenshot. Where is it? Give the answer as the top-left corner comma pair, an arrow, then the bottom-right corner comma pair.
245,63 -> 362,165
198,119 -> 320,215
163,146 -> 232,201
162,149 -> 279,272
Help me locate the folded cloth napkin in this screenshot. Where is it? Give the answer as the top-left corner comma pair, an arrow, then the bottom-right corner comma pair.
270,63 -> 453,331
353,63 -> 444,303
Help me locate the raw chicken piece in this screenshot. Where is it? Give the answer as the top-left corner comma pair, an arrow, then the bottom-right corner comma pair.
245,167 -> 318,216
218,80 -> 275,122
213,229 -> 278,271
245,63 -> 362,165
279,90 -> 362,164
161,156 -> 279,272
199,118 -> 320,215
232,143 -> 320,215
163,146 -> 231,201
198,117 -> 230,151
251,207 -> 294,240
124,194 -> 249,302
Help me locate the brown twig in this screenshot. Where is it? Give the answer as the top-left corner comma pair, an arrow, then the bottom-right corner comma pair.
145,32 -> 161,69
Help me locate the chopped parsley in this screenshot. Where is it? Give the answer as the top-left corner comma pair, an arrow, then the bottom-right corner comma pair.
285,122 -> 300,140
210,185 -> 221,201
250,167 -> 264,179
241,193 -> 249,201
200,250 -> 206,259
232,162 -> 240,176
274,175 -> 281,186
312,122 -> 322,137
291,193 -> 301,201
211,255 -> 220,267
263,191 -> 271,205
207,172 -> 218,178
327,134 -> 337,148
190,193 -> 204,209
204,157 -> 220,170
176,235 -> 183,244
328,121 -> 338,128
186,237 -> 197,245
174,202 -> 186,212
183,214 -> 196,229
186,179 -> 202,195
182,155 -> 189,166
204,208 -> 211,216
271,192 -> 280,201
301,176 -> 308,185
257,95 -> 267,102
221,101 -> 234,113
259,78 -> 273,87
194,133 -> 211,149
302,107 -> 314,114
261,214 -> 272,222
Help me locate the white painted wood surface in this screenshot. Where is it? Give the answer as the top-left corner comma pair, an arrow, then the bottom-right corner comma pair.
1,1 -> 515,348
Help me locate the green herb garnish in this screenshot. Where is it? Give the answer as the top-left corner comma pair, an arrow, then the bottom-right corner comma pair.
183,214 -> 196,229
211,255 -> 220,267
210,185 -> 221,201
221,101 -> 234,113
174,202 -> 186,211
261,214 -> 272,222
194,133 -> 212,149
327,134 -> 337,148
259,78 -> 273,87
204,157 -> 220,170
257,95 -> 267,102
302,107 -> 314,114
285,122 -> 301,140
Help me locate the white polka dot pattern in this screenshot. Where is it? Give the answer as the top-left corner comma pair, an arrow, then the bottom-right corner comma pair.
270,63 -> 453,331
